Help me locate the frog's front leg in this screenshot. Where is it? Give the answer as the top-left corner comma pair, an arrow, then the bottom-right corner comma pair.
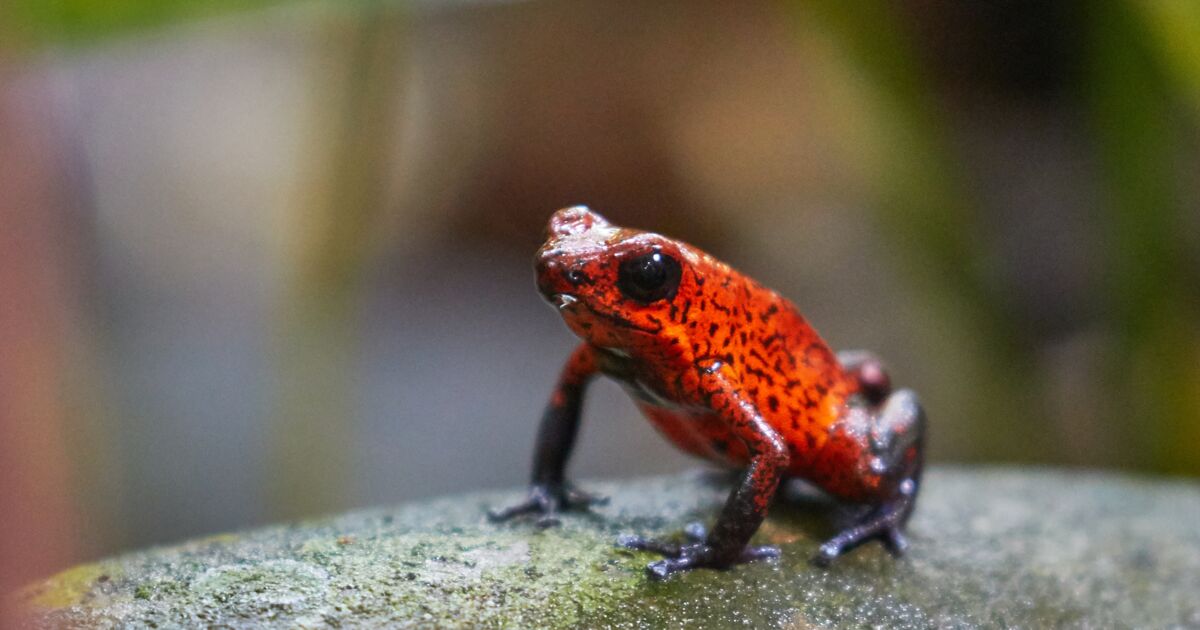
620,370 -> 788,579
813,388 -> 925,566
488,344 -> 608,527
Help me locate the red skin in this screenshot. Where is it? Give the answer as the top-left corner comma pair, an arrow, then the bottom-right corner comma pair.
538,208 -> 890,500
493,206 -> 924,577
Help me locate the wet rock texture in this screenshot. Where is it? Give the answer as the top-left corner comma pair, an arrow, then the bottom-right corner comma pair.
16,467 -> 1200,628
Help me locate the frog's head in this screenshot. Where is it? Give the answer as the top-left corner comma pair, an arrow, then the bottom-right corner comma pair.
535,206 -> 699,351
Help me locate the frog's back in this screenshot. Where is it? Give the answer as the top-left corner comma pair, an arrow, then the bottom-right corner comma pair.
637,254 -> 860,485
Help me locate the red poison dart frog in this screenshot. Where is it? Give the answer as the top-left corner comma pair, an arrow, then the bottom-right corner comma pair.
490,207 -> 926,579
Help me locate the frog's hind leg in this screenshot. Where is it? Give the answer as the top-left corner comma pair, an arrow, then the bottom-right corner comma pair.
813,388 -> 925,566
837,349 -> 892,405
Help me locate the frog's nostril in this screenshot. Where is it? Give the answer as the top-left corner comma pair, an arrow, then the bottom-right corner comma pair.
565,269 -> 590,286
536,256 -> 561,277
535,257 -> 562,292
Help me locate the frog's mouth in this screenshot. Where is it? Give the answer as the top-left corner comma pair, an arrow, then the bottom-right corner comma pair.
547,293 -> 665,336
549,293 -> 579,311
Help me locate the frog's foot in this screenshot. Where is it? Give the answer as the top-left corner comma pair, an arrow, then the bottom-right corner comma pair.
812,477 -> 916,567
815,388 -> 924,567
618,522 -> 780,579
487,482 -> 608,528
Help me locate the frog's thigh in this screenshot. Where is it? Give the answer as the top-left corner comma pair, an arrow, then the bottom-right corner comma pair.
867,388 -> 924,476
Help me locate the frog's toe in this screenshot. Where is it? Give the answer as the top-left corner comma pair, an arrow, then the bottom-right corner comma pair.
622,538 -> 780,580
812,541 -> 842,567
882,528 -> 909,556
812,492 -> 914,567
643,546 -> 712,579
562,484 -> 608,509
646,558 -> 686,580
616,535 -> 684,557
486,496 -> 545,522
812,526 -> 905,565
488,482 -> 607,526
739,544 -> 781,562
616,522 -> 707,556
641,543 -> 779,580
534,514 -> 562,529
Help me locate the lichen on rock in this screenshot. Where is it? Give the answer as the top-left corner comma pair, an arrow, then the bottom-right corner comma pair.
15,468 -> 1200,628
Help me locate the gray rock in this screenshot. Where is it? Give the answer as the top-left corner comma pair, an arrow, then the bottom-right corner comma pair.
15,467 -> 1200,628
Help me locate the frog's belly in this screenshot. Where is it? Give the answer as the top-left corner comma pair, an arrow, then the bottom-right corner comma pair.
634,400 -> 877,499
635,403 -> 751,468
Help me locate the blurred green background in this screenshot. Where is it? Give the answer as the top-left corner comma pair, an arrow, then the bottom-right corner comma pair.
1,0 -> 1197,594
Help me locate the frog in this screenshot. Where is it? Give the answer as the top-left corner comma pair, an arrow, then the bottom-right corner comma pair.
489,206 -> 925,579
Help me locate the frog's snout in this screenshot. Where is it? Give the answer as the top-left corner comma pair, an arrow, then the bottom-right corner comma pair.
547,205 -> 610,238
538,205 -> 616,310
536,249 -> 595,312
535,254 -> 573,299
535,255 -> 560,296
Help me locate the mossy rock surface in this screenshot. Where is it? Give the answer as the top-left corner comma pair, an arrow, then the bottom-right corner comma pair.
15,467 -> 1200,628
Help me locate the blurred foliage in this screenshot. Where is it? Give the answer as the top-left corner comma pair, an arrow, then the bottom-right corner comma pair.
268,2 -> 406,519
1132,1 -> 1200,117
1,0 -> 290,48
0,0 -> 411,520
790,0 -> 1047,462
786,0 -> 1200,473
1088,1 -> 1200,474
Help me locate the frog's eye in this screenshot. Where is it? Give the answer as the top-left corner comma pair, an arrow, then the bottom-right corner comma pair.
617,251 -> 682,304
